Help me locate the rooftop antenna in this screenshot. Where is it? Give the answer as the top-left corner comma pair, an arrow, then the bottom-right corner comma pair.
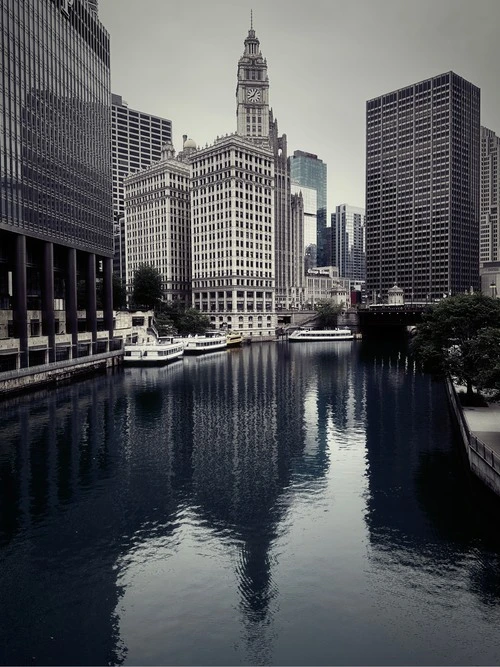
250,9 -> 253,30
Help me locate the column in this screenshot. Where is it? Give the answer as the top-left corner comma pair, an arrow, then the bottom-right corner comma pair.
66,248 -> 78,359
13,234 -> 28,368
86,253 -> 97,354
102,256 -> 114,349
42,241 -> 56,363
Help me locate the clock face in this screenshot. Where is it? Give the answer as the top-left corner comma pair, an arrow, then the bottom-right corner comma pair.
247,88 -> 261,103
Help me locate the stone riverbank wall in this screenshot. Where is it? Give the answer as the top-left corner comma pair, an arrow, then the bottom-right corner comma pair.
0,350 -> 123,399
446,377 -> 500,497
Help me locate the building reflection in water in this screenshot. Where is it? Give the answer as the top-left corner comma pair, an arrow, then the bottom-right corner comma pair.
0,342 -> 364,665
362,340 -> 500,664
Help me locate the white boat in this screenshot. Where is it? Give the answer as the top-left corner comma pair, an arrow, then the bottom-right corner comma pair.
124,336 -> 185,365
183,330 -> 228,355
288,327 -> 354,342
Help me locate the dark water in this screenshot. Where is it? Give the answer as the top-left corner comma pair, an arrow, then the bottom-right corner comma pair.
1,341 -> 500,666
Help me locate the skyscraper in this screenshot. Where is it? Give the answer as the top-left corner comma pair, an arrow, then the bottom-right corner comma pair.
366,72 -> 480,301
0,0 -> 113,371
111,94 -> 172,283
235,21 -> 298,309
331,205 -> 366,281
480,126 -> 500,265
290,150 -> 327,265
124,142 -> 192,304
291,182 -> 317,270
86,0 -> 98,14
190,134 -> 276,337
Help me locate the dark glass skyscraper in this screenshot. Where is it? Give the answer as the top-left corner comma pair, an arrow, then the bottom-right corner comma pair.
365,71 -> 480,301
290,150 -> 327,266
0,0 -> 114,371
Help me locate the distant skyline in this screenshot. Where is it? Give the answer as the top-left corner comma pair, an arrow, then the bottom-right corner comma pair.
98,0 -> 500,213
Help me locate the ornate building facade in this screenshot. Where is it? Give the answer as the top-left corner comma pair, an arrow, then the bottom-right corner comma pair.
190,134 -> 276,337
235,21 -> 302,311
124,142 -> 192,304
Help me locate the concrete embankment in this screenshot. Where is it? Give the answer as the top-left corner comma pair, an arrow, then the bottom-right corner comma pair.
446,377 -> 500,497
0,351 -> 123,399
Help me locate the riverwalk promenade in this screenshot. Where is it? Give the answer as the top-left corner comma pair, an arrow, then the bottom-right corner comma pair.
447,379 -> 500,497
463,403 -> 500,457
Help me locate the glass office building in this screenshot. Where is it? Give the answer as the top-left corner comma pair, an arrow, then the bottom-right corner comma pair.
290,150 -> 327,266
0,0 -> 114,371
331,204 -> 366,281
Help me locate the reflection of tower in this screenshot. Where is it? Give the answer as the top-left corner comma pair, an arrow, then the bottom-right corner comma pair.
0,365 -> 192,665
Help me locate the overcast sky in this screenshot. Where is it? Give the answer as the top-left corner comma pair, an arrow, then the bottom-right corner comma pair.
98,0 -> 500,214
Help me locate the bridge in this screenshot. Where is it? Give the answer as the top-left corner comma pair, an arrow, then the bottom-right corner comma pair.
356,304 -> 429,331
278,304 -> 430,336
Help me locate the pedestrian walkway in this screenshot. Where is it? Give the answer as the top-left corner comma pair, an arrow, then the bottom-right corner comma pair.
462,403 -> 500,456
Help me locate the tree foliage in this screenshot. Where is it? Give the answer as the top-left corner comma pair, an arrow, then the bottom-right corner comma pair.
315,299 -> 343,329
411,293 -> 500,398
131,264 -> 163,309
156,302 -> 211,336
112,274 -> 127,310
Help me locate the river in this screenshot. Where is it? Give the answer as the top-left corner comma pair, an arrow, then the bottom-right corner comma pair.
1,340 -> 500,665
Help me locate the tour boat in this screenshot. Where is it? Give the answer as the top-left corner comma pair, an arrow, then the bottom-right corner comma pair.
183,330 -> 228,355
288,327 -> 354,342
226,331 -> 244,347
123,336 -> 185,365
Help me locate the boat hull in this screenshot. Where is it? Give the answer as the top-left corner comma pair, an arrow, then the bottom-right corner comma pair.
123,344 -> 184,365
288,328 -> 354,342
183,341 -> 228,355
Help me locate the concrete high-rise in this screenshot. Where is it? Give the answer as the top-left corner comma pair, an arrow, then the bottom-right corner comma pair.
124,142 -> 192,304
0,0 -> 114,372
290,150 -> 327,265
366,72 -> 480,301
190,135 -> 276,337
291,182 -> 317,270
480,127 -> 500,265
86,0 -> 98,14
331,205 -> 366,281
236,21 -> 301,310
111,94 -> 172,283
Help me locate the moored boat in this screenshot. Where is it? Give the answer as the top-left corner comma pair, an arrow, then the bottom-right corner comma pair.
226,331 -> 244,347
288,327 -> 354,342
183,330 -> 228,355
124,336 -> 185,365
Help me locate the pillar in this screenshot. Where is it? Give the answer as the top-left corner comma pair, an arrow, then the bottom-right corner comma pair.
102,256 -> 114,349
13,235 -> 28,368
66,248 -> 78,359
42,241 -> 56,363
86,253 -> 97,354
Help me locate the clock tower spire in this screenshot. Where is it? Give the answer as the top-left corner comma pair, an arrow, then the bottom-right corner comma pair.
236,16 -> 270,139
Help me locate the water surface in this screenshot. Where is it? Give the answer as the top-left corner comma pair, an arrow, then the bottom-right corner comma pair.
1,341 -> 500,665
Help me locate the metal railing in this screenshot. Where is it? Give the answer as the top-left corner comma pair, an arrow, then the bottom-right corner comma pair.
469,433 -> 500,472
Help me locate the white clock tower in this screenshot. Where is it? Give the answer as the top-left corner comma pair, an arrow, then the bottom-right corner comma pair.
236,15 -> 270,139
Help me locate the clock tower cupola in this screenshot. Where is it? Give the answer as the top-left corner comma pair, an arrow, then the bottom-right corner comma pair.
236,13 -> 270,139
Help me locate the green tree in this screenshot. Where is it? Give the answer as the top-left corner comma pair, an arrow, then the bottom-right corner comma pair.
411,293 -> 500,399
131,264 -> 163,309
470,327 -> 500,399
315,299 -> 342,329
112,274 -> 127,310
155,301 -> 211,335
